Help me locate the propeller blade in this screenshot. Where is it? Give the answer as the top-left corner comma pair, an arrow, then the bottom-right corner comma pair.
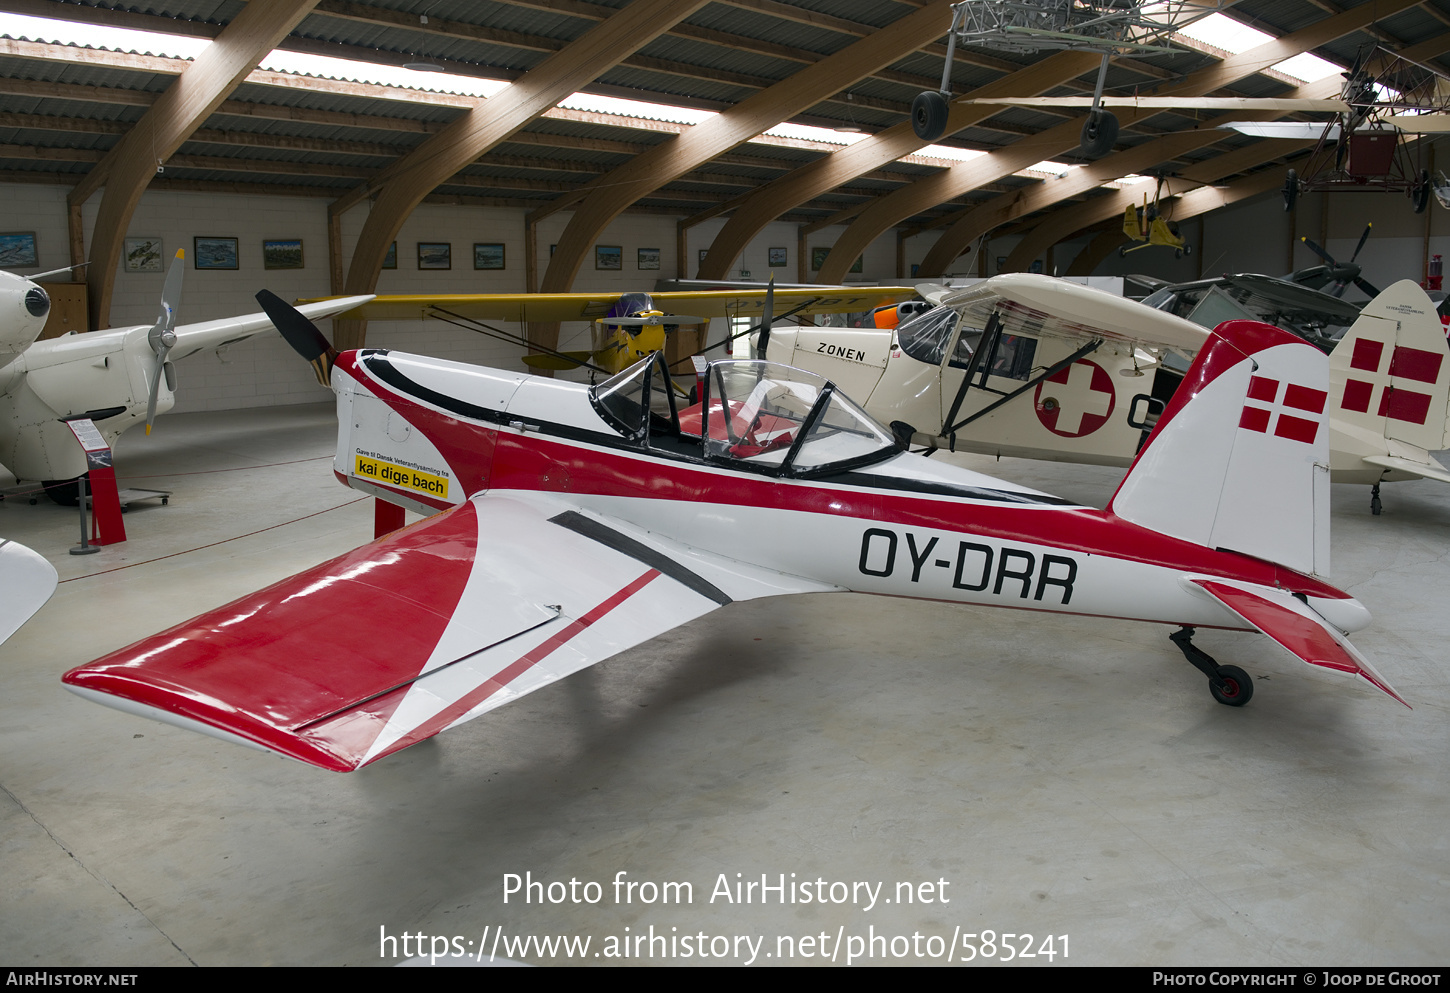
256,290 -> 338,388
597,315 -> 708,326
1350,222 -> 1372,263
757,275 -> 774,360
144,249 -> 185,435
1299,235 -> 1336,266
1353,276 -> 1382,298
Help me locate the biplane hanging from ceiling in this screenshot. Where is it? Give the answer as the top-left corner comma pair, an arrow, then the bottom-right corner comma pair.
911,0 -> 1223,156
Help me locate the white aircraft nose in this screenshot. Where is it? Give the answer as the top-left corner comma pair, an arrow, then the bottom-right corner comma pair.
1307,595 -> 1372,633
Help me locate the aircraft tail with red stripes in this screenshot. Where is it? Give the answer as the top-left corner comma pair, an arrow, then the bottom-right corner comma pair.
1324,279 -> 1450,492
1110,318 -> 1332,578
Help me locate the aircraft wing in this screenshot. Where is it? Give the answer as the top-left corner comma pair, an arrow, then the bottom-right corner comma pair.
0,537 -> 57,644
62,493 -> 840,771
1183,576 -> 1408,708
1218,275 -> 1362,325
304,286 -> 915,323
941,273 -> 1209,351
164,294 -> 377,362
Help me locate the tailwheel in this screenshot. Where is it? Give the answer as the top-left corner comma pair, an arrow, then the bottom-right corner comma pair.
1169,627 -> 1255,708
1209,665 -> 1253,707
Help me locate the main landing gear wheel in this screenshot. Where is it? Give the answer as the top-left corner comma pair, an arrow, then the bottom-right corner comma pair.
1079,109 -> 1118,158
1412,170 -> 1431,214
43,474 -> 87,507
1169,627 -> 1255,707
1283,169 -> 1298,212
1209,665 -> 1254,707
912,90 -> 950,142
1371,482 -> 1383,516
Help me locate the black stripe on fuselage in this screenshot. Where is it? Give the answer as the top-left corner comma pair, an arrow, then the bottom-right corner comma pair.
358,351 -> 1073,509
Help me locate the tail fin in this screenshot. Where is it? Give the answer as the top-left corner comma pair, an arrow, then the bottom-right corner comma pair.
1328,279 -> 1450,468
1109,319 -> 1331,577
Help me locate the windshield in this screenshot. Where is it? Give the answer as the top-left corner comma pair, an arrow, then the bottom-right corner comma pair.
897,306 -> 960,364
704,361 -> 896,474
590,353 -> 677,440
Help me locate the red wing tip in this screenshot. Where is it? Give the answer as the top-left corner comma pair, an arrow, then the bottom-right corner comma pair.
62,671 -> 366,772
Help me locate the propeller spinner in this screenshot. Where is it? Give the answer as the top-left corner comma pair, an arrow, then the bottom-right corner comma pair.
144,250 -> 185,435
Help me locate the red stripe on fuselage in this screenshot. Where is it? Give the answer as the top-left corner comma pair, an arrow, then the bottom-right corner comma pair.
342,349 -> 1351,602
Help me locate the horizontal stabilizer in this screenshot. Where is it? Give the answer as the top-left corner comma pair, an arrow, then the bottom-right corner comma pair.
1184,577 -> 1407,708
1361,453 -> 1450,485
64,494 -> 835,770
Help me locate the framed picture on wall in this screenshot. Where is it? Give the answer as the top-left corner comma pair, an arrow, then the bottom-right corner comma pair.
262,239 -> 304,270
810,247 -> 829,271
637,247 -> 660,270
768,247 -> 787,267
418,242 -> 451,269
0,232 -> 39,269
474,243 -> 505,269
850,255 -> 863,274
595,245 -> 622,270
194,237 -> 239,270
123,237 -> 164,273
382,242 -> 397,269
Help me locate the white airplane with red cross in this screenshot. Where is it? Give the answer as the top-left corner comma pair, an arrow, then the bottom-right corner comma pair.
764,274 -> 1450,514
60,298 -> 1406,772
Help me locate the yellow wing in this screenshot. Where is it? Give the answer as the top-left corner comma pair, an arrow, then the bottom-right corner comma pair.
300,286 -> 916,323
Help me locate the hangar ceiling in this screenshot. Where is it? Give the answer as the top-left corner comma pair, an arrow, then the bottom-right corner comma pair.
1,0 -> 1447,321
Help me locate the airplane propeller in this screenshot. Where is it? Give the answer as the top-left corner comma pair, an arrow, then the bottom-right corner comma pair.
756,275 -> 775,360
143,249 -> 185,435
1296,223 -> 1381,299
256,289 -> 338,387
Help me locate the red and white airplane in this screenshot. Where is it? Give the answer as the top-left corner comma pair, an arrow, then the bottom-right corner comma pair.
62,305 -> 1407,772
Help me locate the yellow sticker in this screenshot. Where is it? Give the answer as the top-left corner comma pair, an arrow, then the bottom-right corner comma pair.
354,455 -> 450,498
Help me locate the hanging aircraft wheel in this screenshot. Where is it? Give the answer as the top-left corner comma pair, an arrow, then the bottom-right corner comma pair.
912,90 -> 950,142
1413,170 -> 1431,214
42,474 -> 87,507
1209,665 -> 1254,707
1079,110 -> 1118,158
1282,169 -> 1298,212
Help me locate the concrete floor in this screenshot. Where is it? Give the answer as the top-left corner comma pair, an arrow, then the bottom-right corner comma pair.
1,402 -> 1447,967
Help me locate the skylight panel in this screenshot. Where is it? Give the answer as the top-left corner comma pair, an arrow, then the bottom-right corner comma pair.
1271,52 -> 1343,84
0,11 -> 208,59
1174,12 -> 1273,54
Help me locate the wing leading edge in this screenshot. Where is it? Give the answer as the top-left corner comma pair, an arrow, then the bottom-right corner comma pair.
63,493 -> 838,770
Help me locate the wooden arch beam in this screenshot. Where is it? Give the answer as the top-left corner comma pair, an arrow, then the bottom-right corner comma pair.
77,0 -> 320,330
816,0 -> 1422,284
694,49 -> 1102,281
334,0 -> 709,348
536,0 -> 957,314
1063,227 -> 1130,277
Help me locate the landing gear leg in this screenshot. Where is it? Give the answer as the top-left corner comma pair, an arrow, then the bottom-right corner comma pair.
1169,627 -> 1254,706
1370,482 -> 1382,516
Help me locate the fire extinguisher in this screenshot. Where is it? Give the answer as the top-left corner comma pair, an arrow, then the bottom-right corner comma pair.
1428,254 -> 1443,292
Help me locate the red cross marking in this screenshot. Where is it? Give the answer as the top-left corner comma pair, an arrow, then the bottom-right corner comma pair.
1340,338 -> 1440,425
1034,360 -> 1116,437
1239,375 -> 1326,445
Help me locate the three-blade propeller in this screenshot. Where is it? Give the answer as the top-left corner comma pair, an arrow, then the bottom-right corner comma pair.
143,250 -> 185,435
1297,223 -> 1381,299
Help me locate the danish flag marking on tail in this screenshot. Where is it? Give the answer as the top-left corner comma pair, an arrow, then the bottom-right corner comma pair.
1340,337 -> 1443,425
1239,375 -> 1327,445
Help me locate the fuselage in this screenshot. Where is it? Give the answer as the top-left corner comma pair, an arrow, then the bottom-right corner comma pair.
329,348 -> 1364,637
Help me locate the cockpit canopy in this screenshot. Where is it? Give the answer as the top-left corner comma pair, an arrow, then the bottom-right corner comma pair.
590,353 -> 898,477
